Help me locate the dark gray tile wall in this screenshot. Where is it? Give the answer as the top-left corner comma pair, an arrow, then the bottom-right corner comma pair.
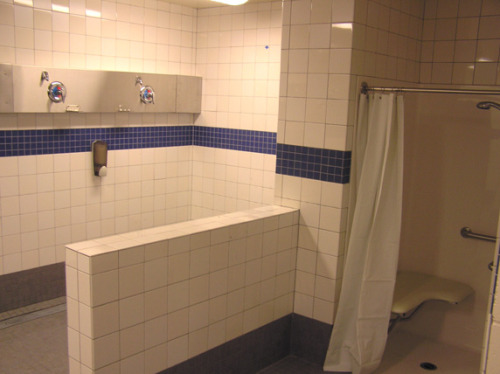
163,315 -> 292,374
0,263 -> 66,313
290,314 -> 333,366
161,313 -> 333,374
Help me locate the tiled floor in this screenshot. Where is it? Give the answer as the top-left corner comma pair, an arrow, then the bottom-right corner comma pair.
373,328 -> 481,374
0,301 -> 482,374
0,302 -> 68,374
259,326 -> 482,374
258,356 -> 325,373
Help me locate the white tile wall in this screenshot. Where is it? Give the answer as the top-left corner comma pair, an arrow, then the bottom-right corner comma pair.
0,0 -> 199,274
0,0 -> 197,74
191,2 -> 282,219
0,0 -> 283,275
351,0 -> 424,84
351,0 -> 500,86
65,205 -> 298,373
195,2 -> 282,133
0,113 -> 194,275
275,172 -> 349,324
190,146 -> 276,219
276,0 -> 356,325
420,0 -> 500,85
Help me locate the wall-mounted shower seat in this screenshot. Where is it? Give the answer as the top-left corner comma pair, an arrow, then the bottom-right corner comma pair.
391,271 -> 474,319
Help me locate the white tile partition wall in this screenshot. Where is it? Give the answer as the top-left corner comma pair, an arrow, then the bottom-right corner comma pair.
65,205 -> 298,374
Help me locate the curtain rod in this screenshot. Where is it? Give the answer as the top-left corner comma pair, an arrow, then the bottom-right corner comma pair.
361,82 -> 500,96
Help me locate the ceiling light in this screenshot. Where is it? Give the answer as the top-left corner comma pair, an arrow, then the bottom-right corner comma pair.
332,23 -> 353,30
210,0 -> 248,5
52,4 -> 69,12
86,9 -> 102,17
14,0 -> 33,6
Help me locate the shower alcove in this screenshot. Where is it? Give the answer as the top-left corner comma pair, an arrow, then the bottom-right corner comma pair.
391,90 -> 500,372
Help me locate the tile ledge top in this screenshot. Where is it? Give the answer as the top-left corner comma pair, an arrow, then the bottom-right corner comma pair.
66,205 -> 298,257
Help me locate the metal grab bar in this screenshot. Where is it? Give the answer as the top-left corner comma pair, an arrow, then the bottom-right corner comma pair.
460,227 -> 497,243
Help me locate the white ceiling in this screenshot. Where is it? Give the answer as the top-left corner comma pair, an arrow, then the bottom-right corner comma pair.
166,0 -> 278,9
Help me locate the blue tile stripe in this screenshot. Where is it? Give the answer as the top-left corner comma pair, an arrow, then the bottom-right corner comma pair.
0,126 -> 352,184
276,143 -> 351,184
0,126 -> 276,157
193,126 -> 277,155
0,126 -> 193,157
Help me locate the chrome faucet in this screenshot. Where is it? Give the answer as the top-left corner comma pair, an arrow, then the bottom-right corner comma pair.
135,76 -> 155,104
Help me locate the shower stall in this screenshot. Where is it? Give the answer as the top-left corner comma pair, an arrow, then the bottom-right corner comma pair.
389,90 -> 500,372
323,82 -> 500,373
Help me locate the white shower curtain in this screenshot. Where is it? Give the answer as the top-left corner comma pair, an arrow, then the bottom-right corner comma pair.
323,93 -> 404,374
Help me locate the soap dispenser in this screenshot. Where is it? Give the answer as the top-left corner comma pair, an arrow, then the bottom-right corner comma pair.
92,140 -> 108,177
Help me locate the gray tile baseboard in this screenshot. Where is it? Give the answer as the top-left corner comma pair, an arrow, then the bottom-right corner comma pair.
162,313 -> 333,374
290,314 -> 333,366
0,263 -> 66,313
163,315 -> 292,374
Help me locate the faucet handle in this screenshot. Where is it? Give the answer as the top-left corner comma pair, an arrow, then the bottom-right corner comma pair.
47,81 -> 66,103
140,86 -> 155,104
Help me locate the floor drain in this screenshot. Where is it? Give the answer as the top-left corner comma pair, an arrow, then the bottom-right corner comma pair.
420,362 -> 438,370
